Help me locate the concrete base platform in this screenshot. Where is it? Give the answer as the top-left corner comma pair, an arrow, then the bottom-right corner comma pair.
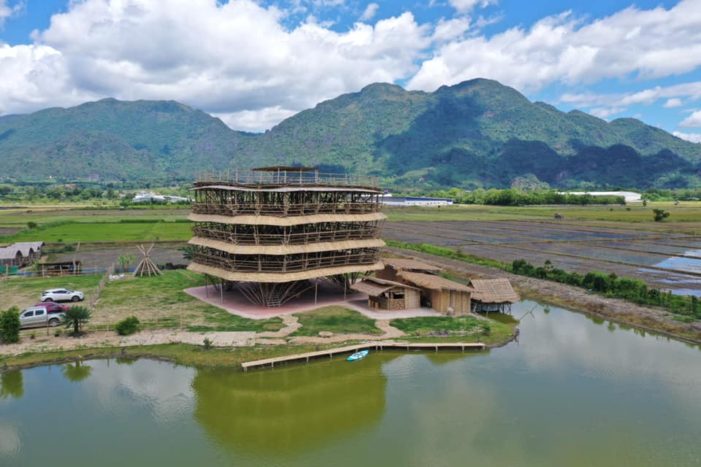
185,280 -> 441,320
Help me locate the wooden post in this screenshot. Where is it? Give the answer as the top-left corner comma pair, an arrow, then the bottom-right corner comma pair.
220,279 -> 224,304
314,281 -> 318,305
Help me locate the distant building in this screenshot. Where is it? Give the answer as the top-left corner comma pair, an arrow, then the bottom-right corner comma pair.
560,191 -> 641,203
0,242 -> 44,268
132,191 -> 190,203
381,195 -> 453,207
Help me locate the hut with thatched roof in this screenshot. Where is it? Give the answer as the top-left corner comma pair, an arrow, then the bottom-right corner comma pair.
470,278 -> 520,313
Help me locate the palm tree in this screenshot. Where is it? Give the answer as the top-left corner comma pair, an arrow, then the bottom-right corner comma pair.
64,306 -> 91,336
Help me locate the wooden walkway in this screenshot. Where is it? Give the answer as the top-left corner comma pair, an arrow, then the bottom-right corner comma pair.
241,342 -> 485,371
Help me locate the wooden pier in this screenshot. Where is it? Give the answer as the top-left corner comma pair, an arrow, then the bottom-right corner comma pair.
241,342 -> 486,371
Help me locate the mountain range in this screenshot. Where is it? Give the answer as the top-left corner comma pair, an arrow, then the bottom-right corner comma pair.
1,78 -> 699,189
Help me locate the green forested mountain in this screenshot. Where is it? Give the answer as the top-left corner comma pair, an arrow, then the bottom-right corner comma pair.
1,79 -> 699,188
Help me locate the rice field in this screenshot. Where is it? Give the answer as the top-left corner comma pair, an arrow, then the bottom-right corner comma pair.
383,219 -> 701,293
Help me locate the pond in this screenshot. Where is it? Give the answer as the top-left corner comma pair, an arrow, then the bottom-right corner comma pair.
1,301 -> 700,466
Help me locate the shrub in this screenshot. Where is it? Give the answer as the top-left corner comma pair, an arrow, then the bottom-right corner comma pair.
0,307 -> 21,344
115,316 -> 140,336
26,221 -> 38,229
653,209 -> 670,222
203,337 -> 213,350
64,306 -> 91,336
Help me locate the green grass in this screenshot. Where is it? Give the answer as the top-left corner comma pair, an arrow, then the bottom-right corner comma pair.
385,202 -> 701,224
292,306 -> 382,336
0,274 -> 102,310
187,307 -> 283,333
391,315 -> 515,345
94,270 -> 282,332
1,221 -> 192,243
0,207 -> 188,228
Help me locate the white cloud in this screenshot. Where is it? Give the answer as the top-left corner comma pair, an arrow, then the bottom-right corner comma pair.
449,0 -> 496,14
0,0 -> 23,26
673,131 -> 701,143
560,81 -> 701,115
0,0 -> 430,130
680,110 -> 701,128
213,106 -> 297,133
432,16 -> 471,43
360,2 -> 379,22
409,0 -> 701,92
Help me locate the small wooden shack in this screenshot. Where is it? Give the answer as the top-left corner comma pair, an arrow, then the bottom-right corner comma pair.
396,271 -> 473,315
39,261 -> 82,276
470,278 -> 520,313
351,277 -> 421,311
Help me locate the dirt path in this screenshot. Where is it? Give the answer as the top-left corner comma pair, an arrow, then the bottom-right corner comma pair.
387,247 -> 701,344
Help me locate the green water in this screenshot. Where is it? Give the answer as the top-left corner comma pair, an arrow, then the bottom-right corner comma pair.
1,301 -> 700,466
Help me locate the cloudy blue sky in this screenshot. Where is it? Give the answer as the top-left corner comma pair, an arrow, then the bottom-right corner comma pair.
0,0 -> 700,142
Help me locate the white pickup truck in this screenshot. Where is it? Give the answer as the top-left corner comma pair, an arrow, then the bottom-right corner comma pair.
19,306 -> 64,329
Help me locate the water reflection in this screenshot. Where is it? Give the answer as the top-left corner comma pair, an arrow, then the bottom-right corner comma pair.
0,370 -> 23,399
192,355 -> 393,455
62,361 -> 92,383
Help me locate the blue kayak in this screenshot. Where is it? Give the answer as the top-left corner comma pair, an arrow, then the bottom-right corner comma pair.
347,350 -> 369,362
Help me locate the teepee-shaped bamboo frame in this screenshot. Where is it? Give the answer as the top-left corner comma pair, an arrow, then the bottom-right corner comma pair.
134,244 -> 162,277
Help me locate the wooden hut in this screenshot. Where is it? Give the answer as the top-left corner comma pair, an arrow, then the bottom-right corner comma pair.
39,261 -> 82,276
470,278 -> 520,313
396,271 -> 473,315
351,277 -> 421,311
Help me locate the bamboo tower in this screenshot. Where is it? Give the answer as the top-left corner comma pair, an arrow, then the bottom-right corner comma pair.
134,244 -> 162,277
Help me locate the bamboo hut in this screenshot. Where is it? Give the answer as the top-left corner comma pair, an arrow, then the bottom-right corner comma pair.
396,271 -> 473,315
470,278 -> 520,313
351,277 -> 421,311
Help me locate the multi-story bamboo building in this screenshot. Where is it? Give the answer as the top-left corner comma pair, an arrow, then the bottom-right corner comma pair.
187,167 -> 385,307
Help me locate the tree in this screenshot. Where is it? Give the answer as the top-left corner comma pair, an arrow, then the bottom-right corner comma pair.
652,208 -> 670,222
64,306 -> 91,336
0,307 -> 21,344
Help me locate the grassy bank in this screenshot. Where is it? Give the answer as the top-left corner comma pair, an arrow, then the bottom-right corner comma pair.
0,343 -> 330,371
391,315 -> 516,346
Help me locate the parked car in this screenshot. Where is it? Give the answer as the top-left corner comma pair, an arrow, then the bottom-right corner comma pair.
19,306 -> 64,329
41,288 -> 84,302
34,302 -> 68,314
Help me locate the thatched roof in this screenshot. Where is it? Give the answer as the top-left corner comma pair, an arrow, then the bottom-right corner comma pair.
470,278 -> 519,304
397,271 -> 473,293
351,277 -> 419,297
382,258 -> 442,273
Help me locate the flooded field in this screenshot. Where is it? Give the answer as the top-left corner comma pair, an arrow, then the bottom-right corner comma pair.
385,220 -> 701,293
